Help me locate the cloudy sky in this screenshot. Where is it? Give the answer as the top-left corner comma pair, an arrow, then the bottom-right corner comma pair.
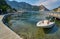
9,0 -> 60,10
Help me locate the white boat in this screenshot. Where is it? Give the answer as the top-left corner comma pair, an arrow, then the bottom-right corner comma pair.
36,20 -> 55,28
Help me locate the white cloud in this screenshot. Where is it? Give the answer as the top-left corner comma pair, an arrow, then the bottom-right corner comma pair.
32,0 -> 46,6
40,0 -> 60,10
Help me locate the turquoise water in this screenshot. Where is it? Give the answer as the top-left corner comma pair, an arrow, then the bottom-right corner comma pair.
7,12 -> 60,39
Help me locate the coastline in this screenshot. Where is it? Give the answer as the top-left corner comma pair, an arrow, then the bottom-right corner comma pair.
0,15 -> 22,39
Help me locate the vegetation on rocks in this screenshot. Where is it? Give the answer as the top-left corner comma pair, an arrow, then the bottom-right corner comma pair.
0,0 -> 17,14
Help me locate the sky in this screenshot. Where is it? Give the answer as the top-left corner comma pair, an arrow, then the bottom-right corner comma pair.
9,0 -> 60,10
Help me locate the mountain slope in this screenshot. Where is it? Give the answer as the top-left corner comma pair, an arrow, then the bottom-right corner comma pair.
6,1 -> 40,11
0,0 -> 12,14
39,5 -> 49,11
52,6 -> 60,12
6,1 -> 49,11
6,1 -> 31,11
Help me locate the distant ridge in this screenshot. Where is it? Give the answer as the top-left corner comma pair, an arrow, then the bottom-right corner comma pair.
6,1 -> 50,11
6,1 -> 35,11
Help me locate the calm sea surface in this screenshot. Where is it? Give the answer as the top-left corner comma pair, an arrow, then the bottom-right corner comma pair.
7,12 -> 60,39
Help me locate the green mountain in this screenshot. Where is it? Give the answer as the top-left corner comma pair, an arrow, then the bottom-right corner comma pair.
6,1 -> 50,11
6,1 -> 40,11
0,0 -> 14,14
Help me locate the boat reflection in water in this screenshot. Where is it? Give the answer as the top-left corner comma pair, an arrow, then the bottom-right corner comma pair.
36,19 -> 58,34
43,24 -> 58,34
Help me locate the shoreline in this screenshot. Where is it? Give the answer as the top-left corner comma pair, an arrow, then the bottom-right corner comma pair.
0,15 -> 22,39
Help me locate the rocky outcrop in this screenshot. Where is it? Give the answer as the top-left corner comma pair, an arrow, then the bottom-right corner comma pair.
39,5 -> 49,11
52,7 -> 60,12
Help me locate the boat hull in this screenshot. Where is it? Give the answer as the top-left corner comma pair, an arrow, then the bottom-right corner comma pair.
36,21 -> 55,28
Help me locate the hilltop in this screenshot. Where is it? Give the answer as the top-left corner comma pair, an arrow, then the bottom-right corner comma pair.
6,1 -> 49,11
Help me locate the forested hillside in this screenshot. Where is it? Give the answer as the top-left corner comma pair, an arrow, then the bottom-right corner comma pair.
0,0 -> 14,14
